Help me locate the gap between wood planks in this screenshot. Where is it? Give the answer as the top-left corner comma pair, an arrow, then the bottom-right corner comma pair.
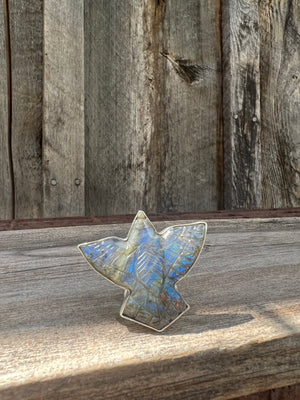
3,0 -> 15,219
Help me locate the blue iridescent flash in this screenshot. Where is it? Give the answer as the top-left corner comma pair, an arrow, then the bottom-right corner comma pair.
78,211 -> 207,331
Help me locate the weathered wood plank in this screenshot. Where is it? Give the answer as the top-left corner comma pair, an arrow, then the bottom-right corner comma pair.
0,217 -> 299,246
85,0 -> 221,215
43,0 -> 85,217
0,2 -> 13,219
0,218 -> 299,399
85,0 -> 154,215
157,0 -> 221,212
8,0 -> 43,218
222,0 -> 261,209
0,208 -> 299,232
259,0 -> 300,208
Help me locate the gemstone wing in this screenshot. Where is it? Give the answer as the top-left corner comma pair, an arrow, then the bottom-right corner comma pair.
78,237 -> 134,289
161,222 -> 207,282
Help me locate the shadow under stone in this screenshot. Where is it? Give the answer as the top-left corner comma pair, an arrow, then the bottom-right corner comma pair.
121,311 -> 254,335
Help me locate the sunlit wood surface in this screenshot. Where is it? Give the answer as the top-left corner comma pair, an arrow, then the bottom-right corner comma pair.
0,217 -> 299,399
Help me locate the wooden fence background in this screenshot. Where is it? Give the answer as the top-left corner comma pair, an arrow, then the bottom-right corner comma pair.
0,0 -> 299,219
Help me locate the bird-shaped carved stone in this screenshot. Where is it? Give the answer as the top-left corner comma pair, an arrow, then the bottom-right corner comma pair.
78,210 -> 207,331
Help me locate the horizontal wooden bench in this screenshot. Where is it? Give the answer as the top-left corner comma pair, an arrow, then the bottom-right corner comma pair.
0,214 -> 299,399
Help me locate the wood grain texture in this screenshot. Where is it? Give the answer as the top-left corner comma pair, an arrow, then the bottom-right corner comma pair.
0,2 -> 13,219
0,217 -> 299,399
43,0 -> 85,217
85,0 -> 221,216
1,208 -> 299,231
259,0 -> 300,208
85,0 -> 153,216
233,383 -> 300,400
9,0 -> 43,218
156,0 -> 222,212
222,0 -> 261,209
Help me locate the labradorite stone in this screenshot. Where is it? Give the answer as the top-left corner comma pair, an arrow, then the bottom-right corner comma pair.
79,210 -> 206,331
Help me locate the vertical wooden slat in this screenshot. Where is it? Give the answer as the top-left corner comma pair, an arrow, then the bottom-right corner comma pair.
0,2 -> 12,219
259,0 -> 300,208
85,0 -> 221,216
9,0 -> 43,218
85,0 -> 153,216
222,0 -> 261,209
156,0 -> 221,212
43,0 -> 85,217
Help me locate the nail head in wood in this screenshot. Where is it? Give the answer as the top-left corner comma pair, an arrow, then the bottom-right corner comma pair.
50,179 -> 57,186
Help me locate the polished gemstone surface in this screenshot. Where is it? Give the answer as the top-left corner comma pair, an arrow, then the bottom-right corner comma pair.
78,211 -> 207,331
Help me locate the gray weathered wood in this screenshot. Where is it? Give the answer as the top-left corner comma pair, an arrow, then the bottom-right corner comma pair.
157,0 -> 221,212
85,0 -> 221,215
0,217 -> 299,399
222,0 -> 261,209
85,0 -> 155,215
9,0 -> 43,218
259,0 -> 300,208
43,0 -> 85,217
0,0 -> 299,220
0,2 -> 12,219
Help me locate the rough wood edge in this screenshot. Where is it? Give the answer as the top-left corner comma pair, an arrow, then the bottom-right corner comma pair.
0,336 -> 299,400
0,208 -> 299,231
